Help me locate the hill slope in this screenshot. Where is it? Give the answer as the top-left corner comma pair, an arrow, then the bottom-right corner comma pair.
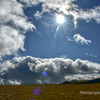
60,78 -> 100,84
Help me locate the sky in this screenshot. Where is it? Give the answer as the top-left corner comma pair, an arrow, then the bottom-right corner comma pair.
0,0 -> 100,85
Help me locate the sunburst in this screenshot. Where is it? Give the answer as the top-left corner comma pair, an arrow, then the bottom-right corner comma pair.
56,14 -> 65,24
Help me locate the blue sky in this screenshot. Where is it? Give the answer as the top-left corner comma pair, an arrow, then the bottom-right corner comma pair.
23,0 -> 100,62
0,0 -> 100,85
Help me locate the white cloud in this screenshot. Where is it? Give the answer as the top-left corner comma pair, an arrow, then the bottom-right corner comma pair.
8,79 -> 21,85
0,56 -> 100,85
0,26 -> 25,56
34,11 -> 42,20
19,0 -> 100,27
67,38 -> 74,42
0,0 -> 35,57
70,6 -> 100,27
73,34 -> 92,45
19,0 -> 40,7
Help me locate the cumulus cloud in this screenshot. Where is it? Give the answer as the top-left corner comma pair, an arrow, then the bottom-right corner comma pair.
0,0 -> 35,57
19,0 -> 100,27
0,26 -> 25,56
73,34 -> 92,45
0,56 -> 100,85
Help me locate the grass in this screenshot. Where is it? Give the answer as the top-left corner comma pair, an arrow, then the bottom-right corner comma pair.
0,84 -> 100,100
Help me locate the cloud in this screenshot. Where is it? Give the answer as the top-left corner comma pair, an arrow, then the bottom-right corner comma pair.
0,0 -> 35,57
64,74 -> 100,81
67,38 -> 74,42
70,6 -> 100,27
67,34 -> 92,45
0,56 -> 100,85
85,53 -> 89,56
58,54 -> 68,59
42,21 -> 50,27
19,0 -> 100,27
86,53 -> 98,58
19,0 -> 40,7
33,11 -> 42,20
90,53 -> 98,57
73,34 -> 92,45
0,26 -> 25,56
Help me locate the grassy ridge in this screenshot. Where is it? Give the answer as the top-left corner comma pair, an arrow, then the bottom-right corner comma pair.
0,84 -> 100,100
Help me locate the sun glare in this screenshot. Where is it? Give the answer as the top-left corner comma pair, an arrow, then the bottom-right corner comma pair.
56,15 -> 65,24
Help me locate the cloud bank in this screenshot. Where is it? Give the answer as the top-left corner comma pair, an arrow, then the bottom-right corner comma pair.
0,56 -> 100,85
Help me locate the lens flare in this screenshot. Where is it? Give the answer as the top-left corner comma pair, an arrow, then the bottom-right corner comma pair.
32,87 -> 40,96
42,71 -> 47,76
54,25 -> 60,38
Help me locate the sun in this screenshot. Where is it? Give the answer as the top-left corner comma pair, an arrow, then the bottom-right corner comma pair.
56,14 -> 65,24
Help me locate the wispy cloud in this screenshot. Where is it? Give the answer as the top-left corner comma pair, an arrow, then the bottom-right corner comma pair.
0,56 -> 100,85
70,6 -> 100,27
86,53 -> 98,57
33,11 -> 42,20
